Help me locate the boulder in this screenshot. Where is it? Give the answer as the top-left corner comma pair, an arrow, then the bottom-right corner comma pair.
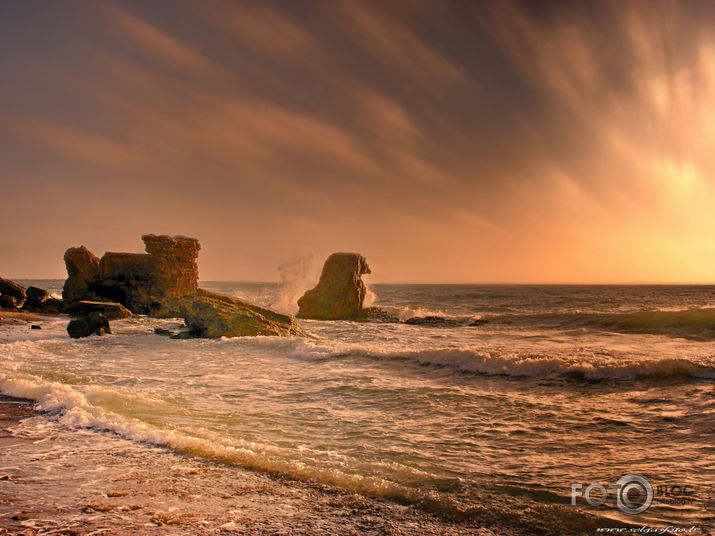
297,253 -> 371,320
0,278 -> 26,302
181,289 -> 306,338
67,313 -> 111,339
26,287 -> 50,302
62,246 -> 101,302
21,286 -> 52,313
0,294 -> 19,310
65,300 -> 131,320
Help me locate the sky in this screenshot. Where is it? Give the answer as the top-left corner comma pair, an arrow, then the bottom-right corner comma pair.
1,0 -> 714,283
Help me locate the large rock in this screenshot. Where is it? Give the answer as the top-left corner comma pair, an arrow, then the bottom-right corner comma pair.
62,235 -> 201,316
65,300 -> 131,320
181,289 -> 306,338
0,278 -> 26,303
62,246 -> 101,302
67,313 -> 111,339
297,253 -> 371,320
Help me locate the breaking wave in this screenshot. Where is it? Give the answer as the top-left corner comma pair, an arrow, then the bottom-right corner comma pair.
483,307 -> 715,340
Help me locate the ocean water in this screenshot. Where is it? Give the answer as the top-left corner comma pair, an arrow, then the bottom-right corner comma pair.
1,281 -> 714,534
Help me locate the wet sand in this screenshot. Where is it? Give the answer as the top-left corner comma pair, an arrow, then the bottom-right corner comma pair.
0,396 -> 500,535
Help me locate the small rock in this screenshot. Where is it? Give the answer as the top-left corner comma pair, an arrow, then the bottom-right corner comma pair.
30,325 -> 41,330
404,316 -> 460,326
67,313 -> 111,339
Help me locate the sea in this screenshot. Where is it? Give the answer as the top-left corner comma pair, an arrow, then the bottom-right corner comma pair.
1,281 -> 713,535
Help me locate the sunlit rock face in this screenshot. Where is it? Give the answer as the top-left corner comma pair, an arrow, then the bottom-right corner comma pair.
62,246 -> 101,303
297,253 -> 371,320
181,289 -> 306,338
63,235 -> 200,317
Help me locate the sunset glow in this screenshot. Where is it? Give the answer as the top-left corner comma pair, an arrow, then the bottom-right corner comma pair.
1,0 -> 714,283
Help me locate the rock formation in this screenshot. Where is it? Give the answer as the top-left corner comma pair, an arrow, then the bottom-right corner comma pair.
61,234 -> 305,338
297,253 -> 371,320
0,277 -> 26,304
67,313 -> 111,339
0,294 -> 19,309
62,246 -> 101,303
181,290 -> 306,338
21,286 -> 64,314
63,235 -> 200,316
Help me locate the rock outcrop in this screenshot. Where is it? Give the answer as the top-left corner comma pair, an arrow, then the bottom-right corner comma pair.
67,313 -> 111,339
63,235 -> 200,316
297,253 -> 371,320
65,300 -> 131,320
0,295 -> 19,310
62,246 -> 101,303
61,234 -> 305,338
0,278 -> 26,304
181,289 -> 306,338
21,286 -> 63,314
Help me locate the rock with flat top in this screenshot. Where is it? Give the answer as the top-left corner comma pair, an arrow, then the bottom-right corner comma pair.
297,253 -> 371,320
181,289 -> 305,338
63,234 -> 201,316
65,300 -> 131,320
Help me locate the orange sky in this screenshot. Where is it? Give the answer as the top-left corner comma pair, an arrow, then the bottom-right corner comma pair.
1,0 -> 714,283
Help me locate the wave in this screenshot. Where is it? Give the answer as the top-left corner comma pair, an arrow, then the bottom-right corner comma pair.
0,374 -> 480,518
219,337 -> 715,382
483,307 -> 715,340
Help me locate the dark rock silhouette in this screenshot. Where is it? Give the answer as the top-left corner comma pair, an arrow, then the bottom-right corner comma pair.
0,295 -> 19,309
67,313 -> 111,338
0,278 -> 26,303
62,246 -> 101,303
297,253 -> 371,320
65,300 -> 131,320
181,290 -> 306,338
355,307 -> 400,323
404,316 -> 461,327
21,286 -> 57,313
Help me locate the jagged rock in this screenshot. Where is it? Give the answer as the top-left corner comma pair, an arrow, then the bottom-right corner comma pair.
63,246 -> 101,302
74,234 -> 201,316
404,316 -> 461,327
181,289 -> 305,338
297,253 -> 371,320
0,278 -> 26,303
65,300 -> 131,320
0,294 -> 19,309
469,319 -> 489,326
67,313 -> 111,339
355,307 -> 400,323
